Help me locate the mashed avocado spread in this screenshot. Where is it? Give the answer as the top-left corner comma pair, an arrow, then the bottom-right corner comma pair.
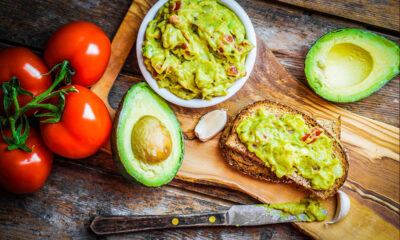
261,198 -> 327,221
236,109 -> 343,190
142,0 -> 254,100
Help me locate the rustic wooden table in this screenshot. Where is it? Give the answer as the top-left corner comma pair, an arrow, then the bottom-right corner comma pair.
0,0 -> 398,239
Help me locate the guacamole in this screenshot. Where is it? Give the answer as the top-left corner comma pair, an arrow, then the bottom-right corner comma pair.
142,0 -> 254,100
236,108 -> 343,190
262,198 -> 327,221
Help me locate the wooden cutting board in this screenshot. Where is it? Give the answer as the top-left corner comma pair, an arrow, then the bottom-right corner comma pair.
91,0 -> 400,239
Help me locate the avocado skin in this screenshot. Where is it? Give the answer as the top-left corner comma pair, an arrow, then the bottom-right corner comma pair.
111,92 -> 141,186
305,28 -> 399,103
111,82 -> 184,187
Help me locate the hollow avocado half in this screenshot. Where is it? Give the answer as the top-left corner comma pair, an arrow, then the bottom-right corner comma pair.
111,82 -> 184,187
305,28 -> 399,103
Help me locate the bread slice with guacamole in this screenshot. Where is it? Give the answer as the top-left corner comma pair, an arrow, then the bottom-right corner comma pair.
220,100 -> 348,200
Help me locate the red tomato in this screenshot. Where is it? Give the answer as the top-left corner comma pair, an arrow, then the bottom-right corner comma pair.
40,85 -> 111,159
0,128 -> 53,194
302,127 -> 323,144
0,47 -> 53,114
44,21 -> 111,87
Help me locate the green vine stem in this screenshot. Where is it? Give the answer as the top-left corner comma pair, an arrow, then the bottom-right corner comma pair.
0,60 -> 78,152
16,61 -> 71,118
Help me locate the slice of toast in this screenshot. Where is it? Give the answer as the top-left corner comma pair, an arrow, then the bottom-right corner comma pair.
220,100 -> 348,200
220,117 -> 341,185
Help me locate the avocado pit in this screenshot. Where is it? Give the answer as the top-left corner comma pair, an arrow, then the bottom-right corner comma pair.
131,115 -> 172,164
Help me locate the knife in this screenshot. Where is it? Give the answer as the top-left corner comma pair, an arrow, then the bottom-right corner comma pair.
90,205 -> 326,235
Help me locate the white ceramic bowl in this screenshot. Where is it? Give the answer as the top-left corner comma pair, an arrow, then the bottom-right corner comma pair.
136,0 -> 257,108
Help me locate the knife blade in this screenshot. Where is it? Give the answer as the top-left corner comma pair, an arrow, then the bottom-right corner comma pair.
90,205 -> 326,235
227,204 -> 312,226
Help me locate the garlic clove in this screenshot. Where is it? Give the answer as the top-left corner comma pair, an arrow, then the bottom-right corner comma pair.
325,190 -> 351,226
195,109 -> 227,142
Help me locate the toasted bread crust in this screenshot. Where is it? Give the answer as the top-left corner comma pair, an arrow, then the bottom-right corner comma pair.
220,121 -> 291,183
220,111 -> 294,184
219,100 -> 349,200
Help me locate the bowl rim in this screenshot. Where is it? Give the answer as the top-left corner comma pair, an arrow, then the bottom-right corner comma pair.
136,0 -> 257,108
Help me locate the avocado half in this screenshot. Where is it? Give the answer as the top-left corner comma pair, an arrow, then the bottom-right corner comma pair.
305,28 -> 399,102
111,82 -> 184,187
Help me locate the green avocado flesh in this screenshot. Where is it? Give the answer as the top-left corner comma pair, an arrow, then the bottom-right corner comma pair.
260,198 -> 327,222
305,28 -> 399,103
236,109 -> 343,190
142,0 -> 254,100
112,82 -> 184,187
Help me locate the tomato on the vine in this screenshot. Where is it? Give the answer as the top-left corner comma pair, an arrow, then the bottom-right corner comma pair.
0,128 -> 53,194
40,85 -> 111,159
0,47 -> 53,114
44,21 -> 111,87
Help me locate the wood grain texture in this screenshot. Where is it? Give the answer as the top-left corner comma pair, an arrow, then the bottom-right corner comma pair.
120,0 -> 400,127
90,212 -> 227,235
273,0 -> 400,31
174,41 -> 400,239
92,0 -> 400,238
107,70 -> 400,240
0,153 -> 309,240
0,0 -> 398,126
94,0 -> 399,237
91,0 -> 151,118
0,0 -> 399,239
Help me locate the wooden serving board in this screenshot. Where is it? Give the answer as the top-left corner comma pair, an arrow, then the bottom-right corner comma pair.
91,0 -> 400,239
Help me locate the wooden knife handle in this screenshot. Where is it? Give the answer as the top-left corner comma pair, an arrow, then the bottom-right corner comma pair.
90,212 -> 228,235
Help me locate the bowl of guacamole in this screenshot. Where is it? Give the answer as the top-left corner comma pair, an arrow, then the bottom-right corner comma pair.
136,0 -> 257,108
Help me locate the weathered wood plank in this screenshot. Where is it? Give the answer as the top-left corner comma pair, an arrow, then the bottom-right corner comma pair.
74,148 -> 260,206
0,0 -> 399,239
91,0 -> 153,117
243,0 -> 399,127
0,0 -> 131,49
0,0 -> 398,126
103,38 -> 400,238
171,41 -> 400,239
121,0 -> 400,127
272,0 -> 400,31
0,154 -> 310,240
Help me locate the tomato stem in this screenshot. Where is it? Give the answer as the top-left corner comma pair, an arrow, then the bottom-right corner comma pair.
41,87 -> 77,102
9,117 -> 17,142
29,103 -> 59,112
12,88 -> 20,113
0,60 -> 77,152
17,60 -> 69,118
